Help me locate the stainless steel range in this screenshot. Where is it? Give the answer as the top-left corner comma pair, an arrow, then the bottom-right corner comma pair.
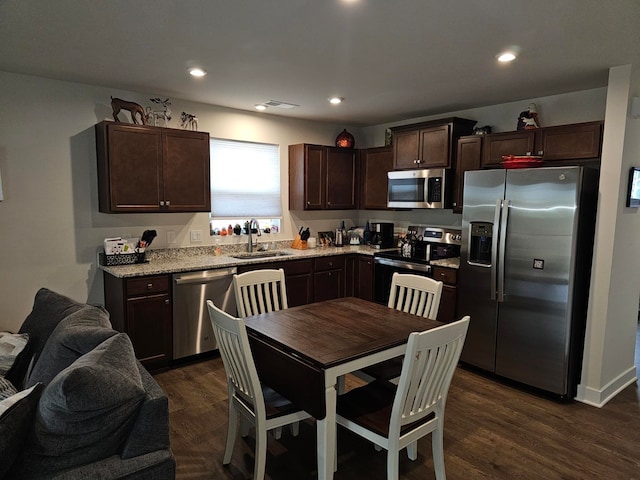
373,226 -> 461,304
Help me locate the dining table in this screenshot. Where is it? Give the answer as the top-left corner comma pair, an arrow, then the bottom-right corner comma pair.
243,296 -> 443,480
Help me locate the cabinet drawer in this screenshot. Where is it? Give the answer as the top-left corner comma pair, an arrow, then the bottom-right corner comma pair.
281,259 -> 313,276
125,275 -> 170,297
314,255 -> 345,272
432,267 -> 457,285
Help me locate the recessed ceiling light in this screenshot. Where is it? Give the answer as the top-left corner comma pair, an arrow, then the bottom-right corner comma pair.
329,97 -> 344,105
254,104 -> 267,111
497,50 -> 518,63
188,67 -> 207,77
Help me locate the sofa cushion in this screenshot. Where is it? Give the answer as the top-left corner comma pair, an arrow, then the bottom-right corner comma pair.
0,383 -> 44,479
25,306 -> 115,388
0,332 -> 29,377
5,288 -> 94,387
17,334 -> 145,475
0,376 -> 17,400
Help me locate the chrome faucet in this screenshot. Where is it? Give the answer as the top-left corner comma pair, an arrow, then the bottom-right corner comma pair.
246,219 -> 261,253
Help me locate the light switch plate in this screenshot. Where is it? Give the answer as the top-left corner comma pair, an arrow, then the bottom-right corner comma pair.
190,230 -> 202,243
167,231 -> 176,244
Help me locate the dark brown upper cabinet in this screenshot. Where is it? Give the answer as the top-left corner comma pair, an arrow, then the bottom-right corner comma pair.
96,121 -> 211,213
289,144 -> 357,210
360,146 -> 393,210
391,117 -> 476,170
481,121 -> 603,168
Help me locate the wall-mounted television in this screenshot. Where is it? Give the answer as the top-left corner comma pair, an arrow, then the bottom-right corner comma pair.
626,167 -> 640,208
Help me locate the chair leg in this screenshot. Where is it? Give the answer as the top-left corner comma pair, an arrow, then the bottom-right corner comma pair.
407,440 -> 417,460
224,406 -> 239,465
432,427 -> 446,480
386,449 -> 400,480
254,421 -> 268,480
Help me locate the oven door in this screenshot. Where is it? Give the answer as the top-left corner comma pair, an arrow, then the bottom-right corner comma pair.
373,257 -> 432,305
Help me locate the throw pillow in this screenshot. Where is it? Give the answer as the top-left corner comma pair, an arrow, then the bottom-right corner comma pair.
25,306 -> 115,388
0,332 -> 29,377
17,334 -> 145,475
0,383 -> 44,479
5,288 -> 111,389
0,376 -> 17,400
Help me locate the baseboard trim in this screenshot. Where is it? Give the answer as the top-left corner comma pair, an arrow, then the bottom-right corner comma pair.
575,366 -> 638,407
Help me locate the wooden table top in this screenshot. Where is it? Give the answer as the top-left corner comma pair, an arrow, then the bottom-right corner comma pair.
244,297 -> 442,369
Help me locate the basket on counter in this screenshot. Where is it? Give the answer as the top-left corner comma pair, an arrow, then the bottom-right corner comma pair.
99,251 -> 147,266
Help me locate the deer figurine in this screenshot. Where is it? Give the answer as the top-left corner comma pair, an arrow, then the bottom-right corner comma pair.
180,111 -> 198,131
145,98 -> 172,127
111,97 -> 146,125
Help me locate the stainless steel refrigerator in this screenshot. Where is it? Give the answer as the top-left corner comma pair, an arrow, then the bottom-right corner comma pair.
457,166 -> 598,398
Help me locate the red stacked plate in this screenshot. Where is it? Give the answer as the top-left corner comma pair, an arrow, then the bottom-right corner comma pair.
501,155 -> 544,169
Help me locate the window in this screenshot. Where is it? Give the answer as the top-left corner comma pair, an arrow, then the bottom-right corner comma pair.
210,138 -> 281,218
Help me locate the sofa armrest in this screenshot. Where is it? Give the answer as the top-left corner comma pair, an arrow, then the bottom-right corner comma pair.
48,450 -> 175,480
121,361 -> 171,459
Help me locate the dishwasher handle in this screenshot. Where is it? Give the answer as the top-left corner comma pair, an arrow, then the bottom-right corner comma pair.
174,267 -> 238,285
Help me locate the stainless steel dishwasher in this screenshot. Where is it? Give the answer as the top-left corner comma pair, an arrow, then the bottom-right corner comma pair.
172,267 -> 237,359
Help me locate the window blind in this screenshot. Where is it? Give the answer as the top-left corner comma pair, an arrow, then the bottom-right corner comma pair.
210,138 -> 281,217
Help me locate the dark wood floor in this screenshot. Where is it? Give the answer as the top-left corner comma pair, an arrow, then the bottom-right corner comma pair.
155,325 -> 640,480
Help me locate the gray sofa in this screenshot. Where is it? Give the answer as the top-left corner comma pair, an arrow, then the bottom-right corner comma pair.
1,288 -> 175,479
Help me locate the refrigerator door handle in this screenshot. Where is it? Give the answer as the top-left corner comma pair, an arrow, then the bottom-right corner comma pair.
490,199 -> 502,300
497,198 -> 510,302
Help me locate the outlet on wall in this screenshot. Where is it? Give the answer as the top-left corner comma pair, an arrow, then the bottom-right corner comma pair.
167,231 -> 176,244
190,230 -> 203,243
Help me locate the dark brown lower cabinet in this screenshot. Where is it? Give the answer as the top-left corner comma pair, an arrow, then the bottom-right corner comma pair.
432,266 -> 457,323
238,259 -> 314,308
104,273 -> 173,371
314,255 -> 345,302
354,256 -> 374,301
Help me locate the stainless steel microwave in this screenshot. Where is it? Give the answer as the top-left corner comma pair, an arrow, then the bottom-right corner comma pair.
387,168 -> 451,209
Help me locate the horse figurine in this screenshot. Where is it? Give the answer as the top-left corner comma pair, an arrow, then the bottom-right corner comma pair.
145,98 -> 172,127
111,97 -> 146,124
180,111 -> 198,131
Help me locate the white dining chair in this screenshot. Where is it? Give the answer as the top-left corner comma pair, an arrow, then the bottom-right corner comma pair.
336,316 -> 470,480
388,272 -> 444,319
359,272 -> 444,382
233,268 -> 288,318
206,300 -> 311,480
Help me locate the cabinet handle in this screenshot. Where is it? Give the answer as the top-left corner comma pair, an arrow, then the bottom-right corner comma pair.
307,201 -> 311,205
165,299 -> 170,305
538,150 -> 544,155
166,200 -> 170,206
147,283 -> 153,289
327,201 -> 331,206
328,272 -> 332,277
328,262 -> 333,267
159,201 -> 165,206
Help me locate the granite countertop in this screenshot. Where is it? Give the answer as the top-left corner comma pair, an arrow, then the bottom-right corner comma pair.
99,244 -> 388,278
430,257 -> 460,269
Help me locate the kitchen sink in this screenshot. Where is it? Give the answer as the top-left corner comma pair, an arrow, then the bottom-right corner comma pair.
230,251 -> 292,260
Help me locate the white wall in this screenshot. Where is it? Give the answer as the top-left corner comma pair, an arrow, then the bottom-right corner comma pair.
577,64 -> 640,406
0,71 -> 359,332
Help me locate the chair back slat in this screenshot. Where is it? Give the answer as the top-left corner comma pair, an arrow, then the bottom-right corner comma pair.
391,316 -> 470,431
234,269 -> 288,318
388,273 -> 444,319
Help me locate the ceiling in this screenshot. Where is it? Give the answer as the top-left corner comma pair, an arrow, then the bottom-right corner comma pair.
1,0 -> 639,127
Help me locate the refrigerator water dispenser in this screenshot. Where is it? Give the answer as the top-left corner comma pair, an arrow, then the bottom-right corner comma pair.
469,222 -> 493,266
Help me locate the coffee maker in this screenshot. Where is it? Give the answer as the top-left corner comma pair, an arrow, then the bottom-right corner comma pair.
369,222 -> 394,249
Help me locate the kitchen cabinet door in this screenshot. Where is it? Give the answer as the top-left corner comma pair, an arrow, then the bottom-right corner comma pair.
481,131 -> 535,168
433,266 -> 457,324
97,123 -> 163,212
453,135 -> 482,213
314,256 -> 345,302
360,146 -> 393,209
239,259 -> 314,307
104,273 -> 173,371
393,129 -> 421,169
535,122 -> 603,160
326,147 -> 357,209
303,144 -> 325,210
419,124 -> 451,168
162,129 -> 211,211
354,255 -> 374,301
